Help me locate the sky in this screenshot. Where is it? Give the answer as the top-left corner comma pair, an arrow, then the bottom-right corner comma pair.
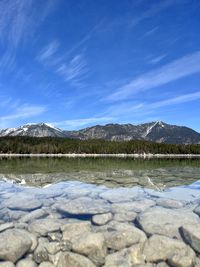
0,0 -> 200,131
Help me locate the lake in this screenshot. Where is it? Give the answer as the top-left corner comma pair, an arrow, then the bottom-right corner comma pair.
0,157 -> 200,266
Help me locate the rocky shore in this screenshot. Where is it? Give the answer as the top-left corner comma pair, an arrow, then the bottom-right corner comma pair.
0,180 -> 200,267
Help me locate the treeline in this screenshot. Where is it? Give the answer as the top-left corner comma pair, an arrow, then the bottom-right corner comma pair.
0,136 -> 200,154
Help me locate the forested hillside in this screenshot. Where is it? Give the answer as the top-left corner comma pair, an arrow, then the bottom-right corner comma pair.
0,137 -> 200,154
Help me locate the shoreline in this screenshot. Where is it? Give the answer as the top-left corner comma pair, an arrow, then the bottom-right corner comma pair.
0,153 -> 200,158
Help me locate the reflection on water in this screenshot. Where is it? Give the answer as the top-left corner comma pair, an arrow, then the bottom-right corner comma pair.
0,157 -> 200,188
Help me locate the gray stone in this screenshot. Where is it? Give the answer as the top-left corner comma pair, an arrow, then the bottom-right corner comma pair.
0,222 -> 14,232
62,221 -> 91,245
28,219 -> 64,236
100,187 -> 143,203
19,208 -> 48,223
6,198 -> 42,211
92,212 -> 113,225
143,234 -> 195,266
38,262 -> 54,267
56,197 -> 110,215
16,259 -> 38,267
103,243 -> 145,267
113,211 -> 137,222
57,252 -> 96,267
180,224 -> 200,253
104,251 -> 132,267
194,206 -> 200,216
33,238 -> 49,264
104,225 -> 146,251
0,229 -> 32,263
137,207 -> 200,238
72,232 -> 107,265
157,263 -> 169,267
156,198 -> 185,209
0,262 -> 15,267
112,199 -> 155,213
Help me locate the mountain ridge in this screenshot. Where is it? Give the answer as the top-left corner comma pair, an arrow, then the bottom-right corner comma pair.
0,121 -> 200,144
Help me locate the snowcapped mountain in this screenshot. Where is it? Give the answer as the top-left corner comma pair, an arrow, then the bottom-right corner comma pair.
0,123 -> 67,138
64,121 -> 200,144
0,121 -> 200,144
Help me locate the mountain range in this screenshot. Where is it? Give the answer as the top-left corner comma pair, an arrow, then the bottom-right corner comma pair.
0,121 -> 200,144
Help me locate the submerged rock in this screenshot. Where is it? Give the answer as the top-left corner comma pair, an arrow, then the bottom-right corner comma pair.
104,225 -> 146,251
180,224 -> 200,253
0,229 -> 32,263
72,232 -> 107,265
56,197 -> 110,216
57,252 -> 96,267
16,258 -> 38,267
0,262 -> 15,267
137,206 -> 200,238
28,219 -> 64,236
6,198 -> 42,211
92,212 -> 113,225
143,234 -> 195,266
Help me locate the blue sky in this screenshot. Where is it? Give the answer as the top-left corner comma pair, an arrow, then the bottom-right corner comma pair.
0,0 -> 200,131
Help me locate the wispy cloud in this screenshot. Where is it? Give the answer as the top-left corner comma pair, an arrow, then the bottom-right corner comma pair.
105,91 -> 200,118
106,51 -> 200,101
0,104 -> 47,122
51,116 -> 114,130
130,0 -> 182,28
149,55 -> 166,65
37,40 -> 59,63
0,0 -> 57,75
57,54 -> 88,87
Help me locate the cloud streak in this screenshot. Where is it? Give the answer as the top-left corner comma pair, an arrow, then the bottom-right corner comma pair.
0,104 -> 47,121
106,91 -> 200,117
57,54 -> 88,86
106,51 -> 200,101
37,40 -> 59,63
51,116 -> 114,130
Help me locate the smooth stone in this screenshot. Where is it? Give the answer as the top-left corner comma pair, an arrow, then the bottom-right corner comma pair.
16,259 -> 38,267
194,206 -> 200,216
33,238 -> 49,264
19,209 -> 48,223
100,187 -> 143,203
156,198 -> 185,209
56,197 -> 110,215
57,252 -> 96,267
7,210 -> 27,221
137,207 -> 200,238
157,263 -> 169,267
48,232 -> 62,242
195,257 -> 200,267
143,234 -> 195,266
104,225 -> 146,251
6,198 -> 42,211
0,262 -> 15,267
104,251 -> 132,267
92,213 -> 113,225
104,243 -> 145,267
62,221 -> 92,244
0,229 -> 32,263
180,224 -> 200,253
111,199 -> 155,213
113,211 -> 137,222
28,219 -> 64,236
72,232 -> 107,265
38,262 -> 54,267
0,223 -> 14,232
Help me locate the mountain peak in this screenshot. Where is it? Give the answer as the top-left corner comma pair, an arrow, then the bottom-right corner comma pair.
0,121 -> 199,144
